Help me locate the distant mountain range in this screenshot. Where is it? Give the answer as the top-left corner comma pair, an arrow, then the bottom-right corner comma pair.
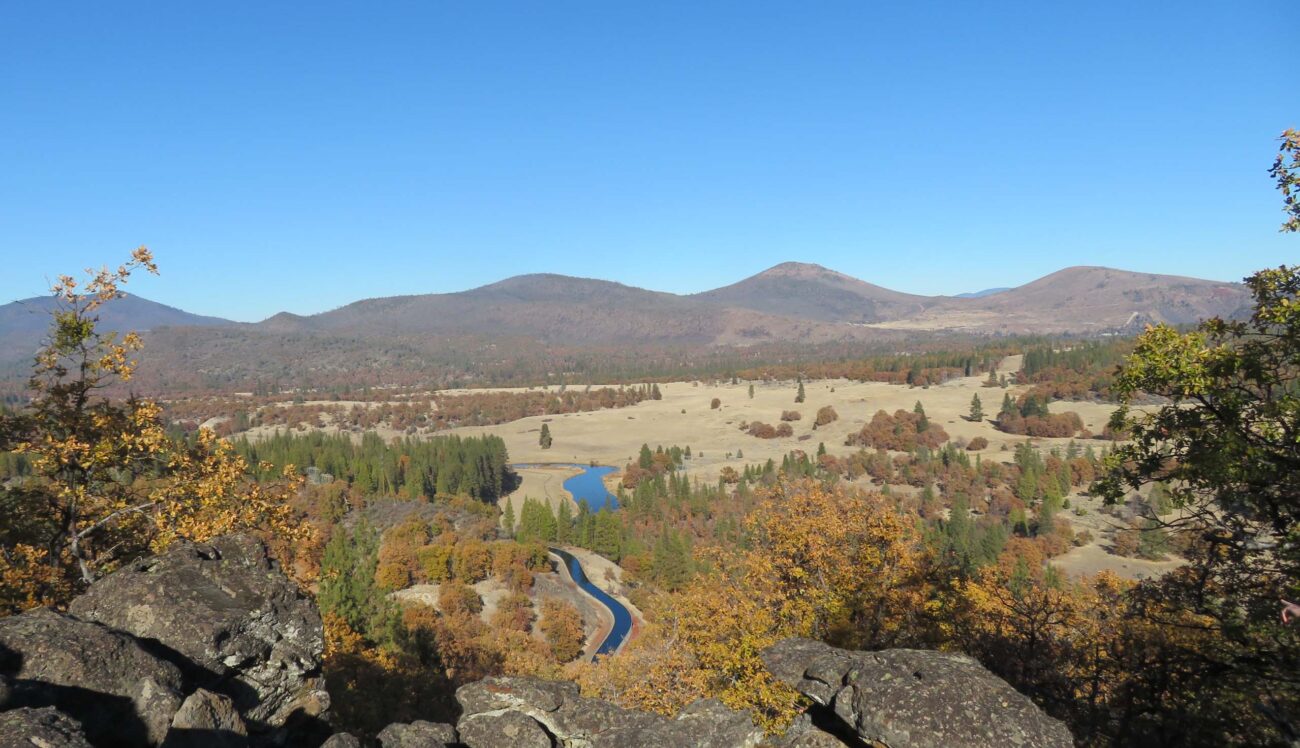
954,287 -> 1011,299
0,294 -> 231,364
0,263 -> 1253,388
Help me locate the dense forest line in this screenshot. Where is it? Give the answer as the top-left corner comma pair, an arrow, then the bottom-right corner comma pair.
1016,339 -> 1135,401
232,431 -> 515,503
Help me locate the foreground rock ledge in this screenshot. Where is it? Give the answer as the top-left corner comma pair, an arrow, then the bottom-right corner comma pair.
0,533 -> 1073,748
455,676 -> 766,748
761,638 -> 1074,748
69,533 -> 328,729
0,608 -> 185,747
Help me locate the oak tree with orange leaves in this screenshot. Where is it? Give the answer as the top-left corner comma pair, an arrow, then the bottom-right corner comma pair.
0,249 -> 301,609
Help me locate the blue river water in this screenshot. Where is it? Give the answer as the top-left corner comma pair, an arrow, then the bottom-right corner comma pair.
550,546 -> 633,657
561,464 -> 618,512
512,463 -> 619,512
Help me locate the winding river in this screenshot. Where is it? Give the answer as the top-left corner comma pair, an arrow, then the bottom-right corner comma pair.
512,463 -> 631,655
550,546 -> 633,657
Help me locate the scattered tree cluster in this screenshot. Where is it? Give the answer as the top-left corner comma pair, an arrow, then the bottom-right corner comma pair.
744,421 -> 794,439
995,393 -> 1085,438
846,406 -> 949,451
813,405 -> 838,427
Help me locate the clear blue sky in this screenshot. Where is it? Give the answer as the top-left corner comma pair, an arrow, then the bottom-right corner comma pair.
1,2 -> 1292,322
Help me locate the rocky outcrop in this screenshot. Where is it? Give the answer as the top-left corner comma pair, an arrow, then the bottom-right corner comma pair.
455,676 -> 765,748
0,534 -> 327,748
68,534 -> 327,729
0,608 -> 185,747
0,707 -> 94,748
762,638 -> 1074,748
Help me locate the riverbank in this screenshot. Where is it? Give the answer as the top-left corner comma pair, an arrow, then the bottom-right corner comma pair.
499,464 -> 583,517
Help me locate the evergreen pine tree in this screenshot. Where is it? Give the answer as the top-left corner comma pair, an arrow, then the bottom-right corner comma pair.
593,509 -> 621,559
1000,392 -> 1016,418
539,423 -> 553,449
795,379 -> 805,403
969,393 -> 984,421
748,383 -> 755,399
502,497 -> 516,536
318,521 -> 393,637
556,499 -> 573,543
1037,492 -> 1060,537
652,530 -> 691,590
541,499 -> 558,541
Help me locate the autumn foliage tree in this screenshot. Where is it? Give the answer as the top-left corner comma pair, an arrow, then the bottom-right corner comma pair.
1089,264 -> 1300,742
578,480 -> 928,731
539,598 -> 585,662
0,250 -> 300,608
1078,132 -> 1300,743
813,405 -> 838,427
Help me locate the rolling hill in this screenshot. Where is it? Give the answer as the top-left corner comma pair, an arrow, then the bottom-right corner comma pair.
691,262 -> 938,323
0,294 -> 232,373
867,266 -> 1254,334
0,264 -> 1253,390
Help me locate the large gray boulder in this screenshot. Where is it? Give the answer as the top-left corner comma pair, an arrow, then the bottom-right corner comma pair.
162,688 -> 248,748
0,608 -> 185,747
68,533 -> 327,729
458,710 -> 552,748
767,713 -> 851,747
455,676 -> 765,748
0,707 -> 94,748
761,638 -> 1074,748
376,720 -> 459,748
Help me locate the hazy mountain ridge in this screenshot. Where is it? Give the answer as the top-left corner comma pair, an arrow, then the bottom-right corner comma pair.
955,287 -> 1011,298
936,266 -> 1253,333
0,264 -> 1252,385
